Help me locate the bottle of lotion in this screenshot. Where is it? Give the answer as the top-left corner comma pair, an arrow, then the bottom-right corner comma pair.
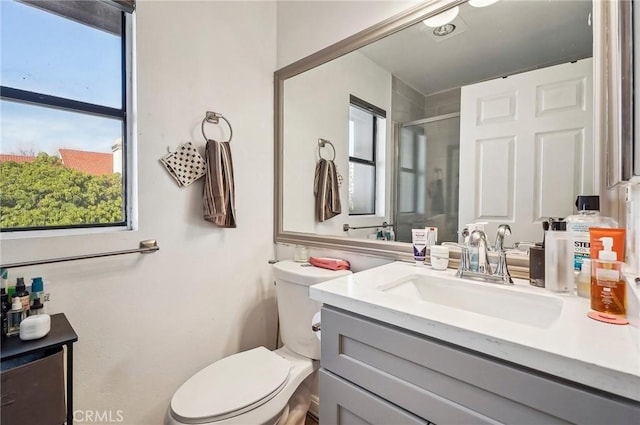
591,237 -> 625,316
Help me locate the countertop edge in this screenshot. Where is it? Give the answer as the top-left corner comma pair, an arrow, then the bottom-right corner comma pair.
310,286 -> 640,403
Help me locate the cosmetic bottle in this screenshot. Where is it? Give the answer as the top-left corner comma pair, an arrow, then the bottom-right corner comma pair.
7,297 -> 26,337
1,268 -> 8,291
30,277 -> 44,303
544,221 -> 571,292
1,288 -> 8,337
591,237 -> 626,316
29,298 -> 44,316
12,277 -> 30,311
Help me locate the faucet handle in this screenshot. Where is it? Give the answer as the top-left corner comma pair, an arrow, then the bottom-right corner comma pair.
494,224 -> 512,252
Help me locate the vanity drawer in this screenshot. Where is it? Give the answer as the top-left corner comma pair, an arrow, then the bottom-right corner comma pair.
321,305 -> 640,425
319,368 -> 427,425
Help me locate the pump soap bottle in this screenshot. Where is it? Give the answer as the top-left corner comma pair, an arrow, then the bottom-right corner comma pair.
591,237 -> 626,317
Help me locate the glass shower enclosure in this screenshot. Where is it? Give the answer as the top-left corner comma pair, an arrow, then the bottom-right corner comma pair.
394,113 -> 460,243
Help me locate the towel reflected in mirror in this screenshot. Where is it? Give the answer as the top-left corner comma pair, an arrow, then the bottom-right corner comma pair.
314,158 -> 341,222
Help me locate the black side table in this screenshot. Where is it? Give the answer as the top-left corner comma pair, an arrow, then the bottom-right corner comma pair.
1,313 -> 78,424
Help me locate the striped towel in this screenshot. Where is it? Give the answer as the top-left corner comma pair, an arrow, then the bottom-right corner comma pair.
313,158 -> 341,222
203,139 -> 236,228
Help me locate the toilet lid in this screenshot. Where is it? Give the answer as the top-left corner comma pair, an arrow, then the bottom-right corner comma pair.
170,347 -> 290,423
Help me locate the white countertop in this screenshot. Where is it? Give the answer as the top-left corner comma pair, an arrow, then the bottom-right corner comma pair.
309,261 -> 640,402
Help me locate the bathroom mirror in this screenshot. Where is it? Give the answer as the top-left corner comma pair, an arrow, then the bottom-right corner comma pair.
275,0 -> 618,261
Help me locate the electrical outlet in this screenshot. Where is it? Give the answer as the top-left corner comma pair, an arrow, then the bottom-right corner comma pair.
625,185 -> 631,203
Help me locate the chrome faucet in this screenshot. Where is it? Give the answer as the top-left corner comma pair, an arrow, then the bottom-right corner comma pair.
446,226 -> 514,285
494,224 -> 511,252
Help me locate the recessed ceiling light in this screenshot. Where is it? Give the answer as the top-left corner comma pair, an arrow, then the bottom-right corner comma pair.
433,24 -> 456,37
423,6 -> 459,28
469,0 -> 499,7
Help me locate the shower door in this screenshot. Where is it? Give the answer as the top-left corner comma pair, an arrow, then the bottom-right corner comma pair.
395,114 -> 460,243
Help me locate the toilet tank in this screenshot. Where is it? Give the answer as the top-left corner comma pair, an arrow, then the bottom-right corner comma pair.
272,260 -> 351,360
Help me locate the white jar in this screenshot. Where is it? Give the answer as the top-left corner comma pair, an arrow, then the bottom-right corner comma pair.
429,246 -> 450,270
294,245 -> 309,262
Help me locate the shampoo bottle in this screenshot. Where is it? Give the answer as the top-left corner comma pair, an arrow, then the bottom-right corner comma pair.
591,237 -> 626,316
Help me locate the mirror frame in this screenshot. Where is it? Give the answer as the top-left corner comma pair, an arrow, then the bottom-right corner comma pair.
274,0 -> 620,265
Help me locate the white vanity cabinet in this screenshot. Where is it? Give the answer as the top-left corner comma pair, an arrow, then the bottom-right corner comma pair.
318,305 -> 640,425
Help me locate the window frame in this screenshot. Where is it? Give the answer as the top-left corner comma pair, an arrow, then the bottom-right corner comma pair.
348,95 -> 386,216
0,1 -> 133,233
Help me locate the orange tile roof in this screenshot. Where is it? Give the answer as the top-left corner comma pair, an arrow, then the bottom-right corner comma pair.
59,149 -> 113,176
0,154 -> 36,163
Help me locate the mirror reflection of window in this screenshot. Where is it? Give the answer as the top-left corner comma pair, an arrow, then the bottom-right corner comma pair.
398,127 -> 426,214
348,96 -> 386,216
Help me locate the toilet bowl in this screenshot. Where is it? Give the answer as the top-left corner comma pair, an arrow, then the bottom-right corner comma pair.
165,261 -> 351,425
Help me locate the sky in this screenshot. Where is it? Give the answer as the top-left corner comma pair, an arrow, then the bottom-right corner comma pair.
0,0 -> 123,156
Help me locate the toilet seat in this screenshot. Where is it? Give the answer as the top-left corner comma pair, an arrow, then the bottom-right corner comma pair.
170,347 -> 291,424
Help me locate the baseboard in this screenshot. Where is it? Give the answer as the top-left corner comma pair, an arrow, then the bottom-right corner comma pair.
308,393 -> 319,419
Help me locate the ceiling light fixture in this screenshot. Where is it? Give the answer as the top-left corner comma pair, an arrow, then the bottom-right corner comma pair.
469,0 -> 499,8
433,24 -> 456,37
422,6 -> 459,28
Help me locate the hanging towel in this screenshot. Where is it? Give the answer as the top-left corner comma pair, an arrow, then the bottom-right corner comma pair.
314,158 -> 341,222
203,139 -> 237,228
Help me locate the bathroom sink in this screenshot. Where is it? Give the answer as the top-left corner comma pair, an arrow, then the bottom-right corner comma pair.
378,274 -> 563,328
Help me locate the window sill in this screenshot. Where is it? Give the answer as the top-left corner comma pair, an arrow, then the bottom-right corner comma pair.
0,225 -> 133,241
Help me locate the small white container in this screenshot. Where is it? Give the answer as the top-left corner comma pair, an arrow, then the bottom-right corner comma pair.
294,245 -> 308,262
430,246 -> 450,270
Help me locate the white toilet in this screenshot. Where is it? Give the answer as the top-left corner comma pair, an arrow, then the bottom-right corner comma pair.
165,260 -> 351,425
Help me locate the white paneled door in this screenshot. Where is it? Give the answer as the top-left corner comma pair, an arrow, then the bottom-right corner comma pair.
459,58 -> 593,245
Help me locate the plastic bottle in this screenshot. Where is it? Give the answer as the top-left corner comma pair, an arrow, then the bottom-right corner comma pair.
565,195 -> 617,274
30,277 -> 44,303
1,288 -> 8,337
12,277 -> 30,311
7,297 -> 25,337
577,259 -> 591,298
544,221 -> 571,292
591,237 -> 625,316
29,298 -> 44,316
384,227 -> 395,241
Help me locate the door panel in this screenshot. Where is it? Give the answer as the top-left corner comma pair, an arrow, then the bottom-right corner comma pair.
459,58 -> 593,243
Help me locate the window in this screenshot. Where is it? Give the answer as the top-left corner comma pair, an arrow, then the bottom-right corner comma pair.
348,95 -> 386,215
0,0 -> 132,232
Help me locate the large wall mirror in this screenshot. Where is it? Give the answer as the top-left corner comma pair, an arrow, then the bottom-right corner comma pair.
275,0 -> 628,261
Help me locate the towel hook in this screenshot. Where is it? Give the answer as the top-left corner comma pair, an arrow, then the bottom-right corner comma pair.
318,138 -> 336,161
201,111 -> 233,143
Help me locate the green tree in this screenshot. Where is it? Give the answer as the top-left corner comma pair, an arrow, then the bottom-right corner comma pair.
0,153 -> 123,228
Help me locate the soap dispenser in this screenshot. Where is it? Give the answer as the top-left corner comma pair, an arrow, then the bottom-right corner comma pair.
591,237 -> 625,316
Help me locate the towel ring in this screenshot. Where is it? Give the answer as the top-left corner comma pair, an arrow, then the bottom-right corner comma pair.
201,111 -> 233,143
318,138 -> 336,161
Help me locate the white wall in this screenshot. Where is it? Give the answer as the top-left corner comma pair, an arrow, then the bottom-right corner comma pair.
282,51 -> 392,236
1,1 -> 277,424
276,0 -> 423,68
626,183 -> 640,272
